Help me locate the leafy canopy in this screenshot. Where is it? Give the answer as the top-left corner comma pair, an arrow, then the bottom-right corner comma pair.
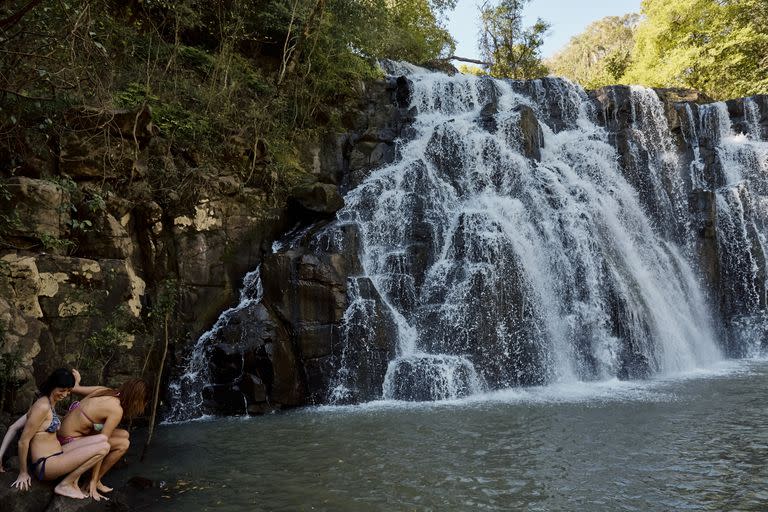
547,14 -> 639,89
625,0 -> 768,99
478,0 -> 549,79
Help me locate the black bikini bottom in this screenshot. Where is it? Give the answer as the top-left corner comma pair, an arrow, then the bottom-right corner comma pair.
30,451 -> 63,480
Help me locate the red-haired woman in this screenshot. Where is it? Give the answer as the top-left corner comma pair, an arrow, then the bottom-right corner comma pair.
6,368 -> 111,499
57,369 -> 148,500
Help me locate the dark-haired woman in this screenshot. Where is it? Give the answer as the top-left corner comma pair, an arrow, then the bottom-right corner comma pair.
58,369 -> 148,500
9,368 -> 110,499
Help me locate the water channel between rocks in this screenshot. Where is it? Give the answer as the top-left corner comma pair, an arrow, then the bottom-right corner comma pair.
119,360 -> 768,511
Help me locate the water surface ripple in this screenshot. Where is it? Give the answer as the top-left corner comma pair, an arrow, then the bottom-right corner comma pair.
134,362 -> 768,511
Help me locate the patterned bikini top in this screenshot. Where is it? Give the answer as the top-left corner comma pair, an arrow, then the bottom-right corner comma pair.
45,398 -> 61,433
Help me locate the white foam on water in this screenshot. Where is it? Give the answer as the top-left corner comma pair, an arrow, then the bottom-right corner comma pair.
308,358 -> 766,416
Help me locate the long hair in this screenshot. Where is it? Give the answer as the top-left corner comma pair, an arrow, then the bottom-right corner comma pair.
87,379 -> 149,419
38,368 -> 75,397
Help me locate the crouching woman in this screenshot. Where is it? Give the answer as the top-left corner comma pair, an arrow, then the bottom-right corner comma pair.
11,369 -> 110,499
58,370 -> 148,500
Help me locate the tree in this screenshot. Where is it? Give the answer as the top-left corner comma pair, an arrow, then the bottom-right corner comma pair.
458,64 -> 486,76
547,14 -> 639,89
478,0 -> 549,79
624,0 -> 768,99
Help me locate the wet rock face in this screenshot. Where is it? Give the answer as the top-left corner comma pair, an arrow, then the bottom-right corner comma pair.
386,355 -> 475,401
513,105 -> 544,161
190,223 -> 398,413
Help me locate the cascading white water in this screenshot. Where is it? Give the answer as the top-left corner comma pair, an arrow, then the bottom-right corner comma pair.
744,97 -> 762,141
164,72 -> 767,415
166,267 -> 263,420
627,87 -> 690,244
694,99 -> 768,355
334,69 -> 722,401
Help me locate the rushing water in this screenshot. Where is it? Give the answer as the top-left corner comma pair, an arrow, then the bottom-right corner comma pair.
165,66 -> 767,420
125,360 -> 768,511
330,70 -> 721,401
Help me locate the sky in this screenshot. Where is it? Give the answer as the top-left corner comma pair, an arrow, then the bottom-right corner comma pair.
445,0 -> 642,61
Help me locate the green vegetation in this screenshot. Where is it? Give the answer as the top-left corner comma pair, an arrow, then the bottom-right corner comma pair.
547,0 -> 768,99
0,0 -> 455,198
78,309 -> 137,384
478,0 -> 549,79
547,14 -> 639,90
626,0 -> 768,99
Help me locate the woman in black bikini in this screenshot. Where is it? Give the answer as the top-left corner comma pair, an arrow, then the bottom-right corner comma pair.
9,369 -> 111,499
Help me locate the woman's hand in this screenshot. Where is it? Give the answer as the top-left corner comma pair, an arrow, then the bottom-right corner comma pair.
11,472 -> 31,491
72,368 -> 82,387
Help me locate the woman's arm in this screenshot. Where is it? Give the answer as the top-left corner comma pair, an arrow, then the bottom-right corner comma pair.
71,369 -> 108,397
99,404 -> 123,440
12,401 -> 46,490
0,415 -> 27,472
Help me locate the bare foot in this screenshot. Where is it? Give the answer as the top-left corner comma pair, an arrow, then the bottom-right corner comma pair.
96,481 -> 113,493
54,482 -> 87,499
88,483 -> 109,502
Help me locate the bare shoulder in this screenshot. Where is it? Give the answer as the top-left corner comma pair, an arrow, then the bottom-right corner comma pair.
28,397 -> 49,415
23,399 -> 50,431
90,395 -> 121,410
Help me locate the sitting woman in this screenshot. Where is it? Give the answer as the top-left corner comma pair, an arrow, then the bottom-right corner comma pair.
9,368 -> 111,499
58,370 -> 148,500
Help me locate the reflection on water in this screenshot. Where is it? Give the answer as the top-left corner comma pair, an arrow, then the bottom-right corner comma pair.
122,361 -> 768,511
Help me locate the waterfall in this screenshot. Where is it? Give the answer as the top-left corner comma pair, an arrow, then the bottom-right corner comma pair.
333,69 -> 721,401
166,267 -> 263,421
698,98 -> 768,355
166,69 -> 768,416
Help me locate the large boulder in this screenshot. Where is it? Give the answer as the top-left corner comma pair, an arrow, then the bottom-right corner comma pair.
0,178 -> 70,243
289,182 -> 344,216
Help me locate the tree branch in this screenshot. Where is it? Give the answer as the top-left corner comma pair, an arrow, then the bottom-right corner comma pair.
0,0 -> 42,30
448,55 -> 492,67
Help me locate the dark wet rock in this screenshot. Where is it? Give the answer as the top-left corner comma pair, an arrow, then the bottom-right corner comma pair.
289,182 -> 344,216
395,76 -> 412,108
510,77 -> 583,132
689,189 -> 720,295
618,352 -> 652,380
0,470 -> 148,512
0,477 -> 54,512
425,125 -> 466,193
477,101 -> 499,133
513,105 -> 544,161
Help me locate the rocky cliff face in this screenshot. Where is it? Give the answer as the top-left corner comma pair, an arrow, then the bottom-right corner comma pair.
0,76 -> 408,415
0,106 -> 292,411
3,69 -> 767,417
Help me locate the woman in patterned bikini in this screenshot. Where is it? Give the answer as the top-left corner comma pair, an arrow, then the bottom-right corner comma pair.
57,370 -> 148,501
8,369 -> 110,499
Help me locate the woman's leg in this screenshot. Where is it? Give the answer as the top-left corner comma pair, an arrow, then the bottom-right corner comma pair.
95,428 -> 130,493
60,434 -> 113,492
61,434 -> 106,452
42,436 -> 110,499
